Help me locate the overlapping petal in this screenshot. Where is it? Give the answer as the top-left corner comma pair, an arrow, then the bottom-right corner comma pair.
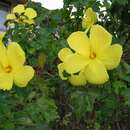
14,66 -> 34,87
23,19 -> 35,24
98,44 -> 123,70
24,8 -> 37,19
85,59 -> 109,84
58,63 -> 68,80
0,42 -> 8,67
58,48 -> 73,62
64,53 -> 90,74
67,31 -> 90,57
90,25 -> 112,53
0,73 -> 13,90
7,42 -> 25,69
69,71 -> 87,86
13,4 -> 25,14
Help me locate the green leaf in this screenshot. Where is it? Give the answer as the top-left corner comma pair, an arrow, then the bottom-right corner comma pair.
25,97 -> 59,124
112,80 -> 127,94
120,75 -> 130,82
121,88 -> 130,105
97,95 -> 118,122
111,0 -> 128,5
2,121 -> 15,130
70,90 -> 95,119
38,52 -> 46,68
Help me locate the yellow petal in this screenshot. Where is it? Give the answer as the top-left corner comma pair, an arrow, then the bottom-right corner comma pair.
58,48 -> 73,62
57,63 -> 68,80
64,53 -> 89,74
0,64 -> 4,73
7,42 -> 25,69
0,42 -> 8,67
90,25 -> 112,53
82,8 -> 97,29
13,4 -> 25,14
23,19 -> 35,24
85,59 -> 109,84
14,66 -> 34,87
67,31 -> 90,57
24,8 -> 37,19
98,44 -> 123,70
6,14 -> 16,20
69,71 -> 87,86
8,23 -> 15,28
0,73 -> 13,90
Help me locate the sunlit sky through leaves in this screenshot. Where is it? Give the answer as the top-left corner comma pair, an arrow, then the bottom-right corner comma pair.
32,0 -> 64,10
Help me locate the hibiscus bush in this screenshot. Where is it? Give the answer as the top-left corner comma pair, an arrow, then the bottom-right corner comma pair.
0,0 -> 130,130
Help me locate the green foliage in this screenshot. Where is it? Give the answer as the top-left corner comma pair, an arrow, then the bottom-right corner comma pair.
111,0 -> 128,5
0,77 -> 58,130
70,89 -> 97,119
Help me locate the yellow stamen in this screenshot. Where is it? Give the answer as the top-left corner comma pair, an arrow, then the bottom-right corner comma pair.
5,66 -> 12,73
90,52 -> 96,59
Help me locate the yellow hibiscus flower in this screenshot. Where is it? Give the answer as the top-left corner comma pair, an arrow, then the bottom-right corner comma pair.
0,42 -> 34,90
58,25 -> 123,86
82,8 -> 97,29
6,4 -> 37,25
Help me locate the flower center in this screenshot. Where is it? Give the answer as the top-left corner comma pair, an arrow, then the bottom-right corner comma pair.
89,52 -> 96,59
5,65 -> 12,73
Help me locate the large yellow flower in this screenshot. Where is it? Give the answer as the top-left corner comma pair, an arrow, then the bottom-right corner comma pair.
58,25 -> 123,86
6,4 -> 37,25
82,8 -> 97,29
0,42 -> 34,90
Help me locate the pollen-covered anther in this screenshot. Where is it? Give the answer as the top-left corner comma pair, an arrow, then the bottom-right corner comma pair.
89,52 -> 96,59
5,65 -> 12,73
